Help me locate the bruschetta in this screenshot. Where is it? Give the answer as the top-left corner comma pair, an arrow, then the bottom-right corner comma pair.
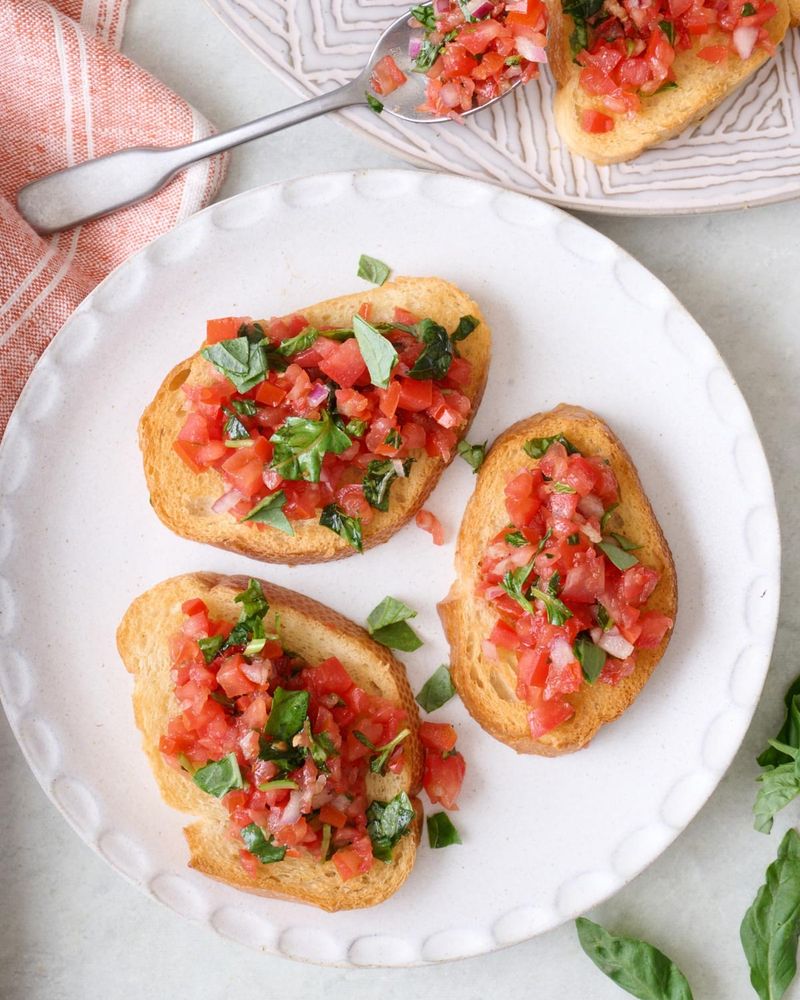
439,404 -> 677,755
116,572 -> 423,910
140,277 -> 490,563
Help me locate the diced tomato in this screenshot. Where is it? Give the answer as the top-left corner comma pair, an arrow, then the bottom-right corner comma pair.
370,54 -> 407,96
206,316 -> 244,344
419,722 -> 458,754
561,549 -> 606,603
697,44 -> 729,61
173,440 -> 204,473
181,598 -> 208,618
516,647 -> 550,700
423,750 -> 465,810
581,109 -> 615,133
397,378 -> 434,412
319,804 -> 348,828
527,689 -> 574,739
217,654 -> 259,698
254,381 -> 286,406
178,412 -> 211,445
319,338 -> 368,389
620,565 -> 660,606
416,509 -> 445,545
332,837 -> 374,880
221,446 -> 265,498
490,619 -> 521,651
305,657 -> 354,697
636,612 -> 673,648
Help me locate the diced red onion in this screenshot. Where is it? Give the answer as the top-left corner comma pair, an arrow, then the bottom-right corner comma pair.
578,493 -> 604,519
482,639 -> 498,661
307,382 -> 329,408
506,0 -> 528,10
515,36 -> 548,62
239,729 -> 261,761
435,0 -> 449,11
597,632 -> 634,659
467,0 -> 494,16
408,33 -> 423,59
391,459 -> 408,477
582,521 -> 602,544
550,637 -> 576,668
733,24 -> 758,59
275,790 -> 302,828
332,793 -> 351,812
211,488 -> 243,514
590,627 -> 603,644
241,658 -> 270,685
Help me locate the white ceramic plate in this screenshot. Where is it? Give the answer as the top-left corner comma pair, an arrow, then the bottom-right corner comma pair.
0,170 -> 779,966
204,0 -> 800,215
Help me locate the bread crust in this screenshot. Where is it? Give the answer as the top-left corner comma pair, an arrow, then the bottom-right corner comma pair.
438,404 -> 677,755
117,572 -> 423,910
546,2 -> 790,163
139,277 -> 491,564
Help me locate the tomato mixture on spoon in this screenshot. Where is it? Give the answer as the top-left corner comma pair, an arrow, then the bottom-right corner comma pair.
570,0 -> 778,133
160,579 -> 419,878
174,306 -> 478,551
477,436 -> 673,740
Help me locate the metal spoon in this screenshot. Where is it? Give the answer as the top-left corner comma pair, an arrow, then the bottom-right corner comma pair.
17,4 -> 523,235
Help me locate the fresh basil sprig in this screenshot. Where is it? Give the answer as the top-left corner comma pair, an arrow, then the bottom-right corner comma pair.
427,811 -> 461,849
352,314 -> 398,389
523,434 -> 579,460
270,411 -> 352,483
366,792 -> 415,862
193,752 -> 245,798
242,490 -> 294,535
416,665 -> 456,713
218,578 -> 272,658
366,596 -> 423,651
265,687 -> 309,742
319,503 -> 363,552
357,254 -> 391,286
201,325 -> 279,392
363,458 -> 413,512
576,917 -> 694,1000
241,823 -> 287,864
457,439 -> 486,473
741,828 -> 800,1000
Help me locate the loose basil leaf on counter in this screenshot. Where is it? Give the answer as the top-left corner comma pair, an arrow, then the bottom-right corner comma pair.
231,398 -> 257,416
758,675 -> 800,768
741,828 -> 800,1000
352,313 -> 398,389
457,439 -> 486,473
576,917 -> 694,1000
242,490 -> 294,535
416,664 -> 456,713
365,92 -> 384,113
523,434 -> 579,459
198,634 -> 225,664
357,254 -> 391,286
407,319 -> 452,380
265,687 -> 310,742
598,540 -> 640,571
193,752 -> 245,798
277,327 -> 319,357
366,792 -> 415,862
319,503 -> 363,552
241,823 -> 287,864
427,811 -> 462,849
574,633 -> 606,684
270,411 -> 352,483
363,458 -> 413,512
367,596 -> 422,651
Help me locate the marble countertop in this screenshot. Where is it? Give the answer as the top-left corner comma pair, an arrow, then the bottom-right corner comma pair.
2,1 -> 798,997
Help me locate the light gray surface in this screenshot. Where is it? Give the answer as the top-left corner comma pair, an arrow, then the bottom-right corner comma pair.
1,1 -> 797,997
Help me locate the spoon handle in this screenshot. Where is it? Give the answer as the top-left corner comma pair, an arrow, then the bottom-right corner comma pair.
16,81 -> 366,235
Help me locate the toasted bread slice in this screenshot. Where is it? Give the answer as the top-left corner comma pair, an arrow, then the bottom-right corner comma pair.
140,277 -> 491,564
117,572 -> 423,910
790,0 -> 800,24
548,4 -> 790,163
438,404 -> 677,755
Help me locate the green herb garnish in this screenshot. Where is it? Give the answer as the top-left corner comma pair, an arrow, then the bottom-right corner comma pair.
366,92 -> 384,113
193,753 -> 245,798
270,411 -> 352,483
366,792 -> 415,862
257,779 -> 298,791
357,254 -> 391,286
277,327 -> 319,357
658,18 -> 676,43
363,458 -> 413,512
352,313 -> 398,390
500,558 -> 573,626
354,728 -> 411,774
231,398 -> 257,416
598,540 -> 639,571
366,596 -> 423,651
241,823 -> 287,864
242,490 -> 294,535
427,812 -> 462,849
505,530 -> 527,547
265,687 -> 310,742
574,633 -> 606,684
319,503 -> 363,552
198,634 -> 224,664
416,665 -> 456,713
551,481 -> 576,494
522,434 -> 579,459
457,439 -> 486,473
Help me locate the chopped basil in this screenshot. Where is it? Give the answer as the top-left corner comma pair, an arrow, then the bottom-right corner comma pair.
198,634 -> 224,664
242,490 -> 294,535
506,54 -> 523,65
366,596 -> 422,651
427,811 -> 462,849
363,458 -> 412,512
410,3 -> 437,29
277,327 -> 319,357
501,557 -> 537,614
365,92 -> 383,113
505,530 -> 527,547
320,823 -> 333,862
222,408 -> 250,443
600,503 -> 619,532
201,335 -> 272,393
219,578 -> 272,658
384,428 -> 403,449
265,687 -> 309,742
416,665 -> 456,713
574,633 -> 606,684
231,398 -> 257,416
257,779 -> 298,791
596,603 -> 613,631
357,254 -> 391,286
451,315 -> 479,342
241,823 -> 287,864
551,481 -> 576,494
608,531 -> 640,552
567,533 -> 580,545
530,584 -> 573,626
658,18 -> 676,43
502,557 -> 571,624
536,527 -> 554,554
193,752 -> 244,798
563,0 -> 604,56
366,792 -> 415,862
270,411 -> 352,483
257,739 -> 306,775
319,503 -> 363,552
407,319 -> 452,380
178,753 -> 197,774
457,439 -> 486,473
522,434 -> 579,459
352,314 -> 398,390
598,540 -> 639,571
345,417 -> 367,438
236,577 -> 269,619
754,752 -> 800,834
210,690 -> 235,708
742,1 -> 756,11
308,726 -> 337,769
655,81 -> 679,93
414,38 -> 443,71
354,727 -> 411,774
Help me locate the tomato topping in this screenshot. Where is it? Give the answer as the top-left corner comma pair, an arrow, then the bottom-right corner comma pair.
206,317 -> 244,344
423,749 -> 466,810
581,109 -> 614,134
370,55 -> 407,96
416,509 -> 445,545
476,440 -> 673,741
419,722 -> 458,754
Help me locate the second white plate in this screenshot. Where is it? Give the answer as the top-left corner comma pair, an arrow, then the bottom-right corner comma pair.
0,170 -> 779,965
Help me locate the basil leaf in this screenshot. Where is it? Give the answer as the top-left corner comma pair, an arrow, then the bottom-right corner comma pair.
384,428 -> 402,449
319,503 -> 363,552
346,417 -> 367,438
552,481 -> 576,494
198,635 -> 224,664
210,689 -> 235,708
257,779 -> 298,791
500,558 -> 572,625
610,532 -> 641,552
367,596 -> 417,632
357,254 -> 391,287
600,502 -> 619,532
598,540 -> 640,571
356,728 -> 410,774
241,823 -> 287,864
742,1 -> 756,11
231,398 -> 257,416
265,687 -> 309,741
223,407 -> 251,440
754,762 -> 800,834
741,828 -> 800,1000
309,728 -> 336,769
367,595 -> 422,651
658,18 -> 675,43
366,792 -> 415,862
416,665 -> 456,713
242,490 -> 294,535
457,439 -> 486,473
407,319 -> 452,380
654,81 -> 679,93
258,739 -> 306,775
235,578 -> 269,619
567,533 -> 580,545
576,917 -> 693,1000
411,3 -> 437,29
372,621 -> 423,651
530,585 -> 573,626
505,530 -> 527,547
523,434 -> 579,459
277,327 -> 319,357
501,557 -> 537,614
363,458 -> 412,512
451,315 -> 479,342
758,676 -> 800,768
201,337 -> 270,393
427,811 -> 462,849
536,527 -> 554,554
596,603 -> 614,631
574,632 -> 606,684
193,753 -> 244,798
352,314 -> 397,390
270,411 -> 352,483
365,92 -> 384,113
414,38 -> 442,71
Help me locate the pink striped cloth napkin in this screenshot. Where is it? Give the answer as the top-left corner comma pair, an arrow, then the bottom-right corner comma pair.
0,0 -> 227,436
